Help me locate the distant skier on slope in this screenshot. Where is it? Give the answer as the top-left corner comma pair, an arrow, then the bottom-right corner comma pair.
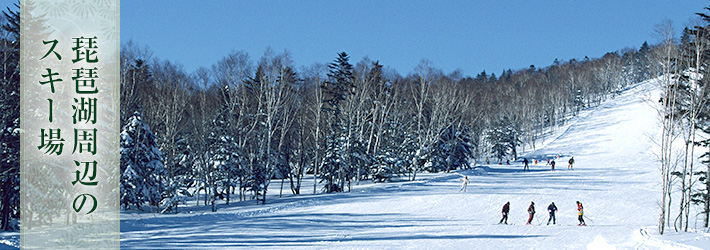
499,202 -> 510,224
550,160 -> 556,171
460,176 -> 469,192
576,201 -> 586,226
547,202 -> 557,225
527,201 -> 535,225
522,158 -> 529,171
568,157 -> 575,170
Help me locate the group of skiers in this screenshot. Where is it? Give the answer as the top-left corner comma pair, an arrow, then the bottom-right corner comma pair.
499,201 -> 586,226
466,156 -> 584,226
521,157 -> 574,171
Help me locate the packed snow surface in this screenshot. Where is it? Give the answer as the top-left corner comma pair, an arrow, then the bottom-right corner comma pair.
117,80 -> 703,249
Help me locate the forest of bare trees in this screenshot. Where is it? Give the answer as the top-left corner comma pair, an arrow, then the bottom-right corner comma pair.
115,37 -> 661,213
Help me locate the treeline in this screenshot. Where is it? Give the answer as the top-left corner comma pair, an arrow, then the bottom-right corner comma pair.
117,37 -> 658,213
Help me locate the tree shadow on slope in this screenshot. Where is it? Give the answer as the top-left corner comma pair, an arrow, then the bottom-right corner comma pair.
121,211 -> 548,248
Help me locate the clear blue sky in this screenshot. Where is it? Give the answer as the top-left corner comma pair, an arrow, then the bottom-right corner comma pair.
27,1 -> 710,76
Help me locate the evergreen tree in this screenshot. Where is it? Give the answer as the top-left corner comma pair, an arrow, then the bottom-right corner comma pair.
621,51 -> 639,87
443,125 -> 475,171
693,137 -> 710,228
159,133 -> 191,214
693,92 -> 710,228
319,129 -> 346,192
0,3 -> 20,231
636,41 -> 652,81
244,157 -> 269,204
323,52 -> 354,111
121,58 -> 153,123
371,122 -> 416,183
688,6 -> 710,228
475,70 -> 488,83
120,111 -> 165,210
486,117 -> 521,162
319,52 -> 354,192
205,104 -> 241,210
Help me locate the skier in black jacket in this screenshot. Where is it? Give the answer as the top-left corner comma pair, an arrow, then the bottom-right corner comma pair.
499,202 -> 510,224
547,202 -> 557,225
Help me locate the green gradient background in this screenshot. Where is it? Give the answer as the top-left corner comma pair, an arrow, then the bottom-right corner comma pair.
20,0 -> 119,249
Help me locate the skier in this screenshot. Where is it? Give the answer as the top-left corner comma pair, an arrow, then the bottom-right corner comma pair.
460,176 -> 469,192
576,201 -> 586,226
550,160 -> 556,171
568,157 -> 575,170
485,157 -> 489,164
534,159 -> 538,165
499,202 -> 510,224
526,201 -> 535,225
522,158 -> 529,171
547,202 -> 557,225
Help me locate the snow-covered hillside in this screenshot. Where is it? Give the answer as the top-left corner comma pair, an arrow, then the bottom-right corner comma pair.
118,80 -> 704,249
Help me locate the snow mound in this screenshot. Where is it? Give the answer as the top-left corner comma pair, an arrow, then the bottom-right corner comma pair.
587,235 -> 616,250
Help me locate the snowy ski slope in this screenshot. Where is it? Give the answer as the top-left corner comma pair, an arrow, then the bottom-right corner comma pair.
111,79 -> 706,249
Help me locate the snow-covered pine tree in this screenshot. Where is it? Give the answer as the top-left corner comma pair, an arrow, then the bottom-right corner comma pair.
371,152 -> 395,183
421,145 -> 444,173
120,111 -> 165,211
205,104 -> 241,210
319,125 -> 347,193
486,117 -> 521,162
244,159 -> 269,204
691,67 -> 710,228
619,42 -> 654,89
691,80 -> 710,230
487,130 -> 506,162
369,122 -> 408,182
422,125 -> 474,173
693,143 -> 710,228
319,52 -> 354,192
371,122 -> 416,182
159,135 -> 191,214
0,4 -> 20,230
446,126 -> 475,171
347,135 -> 371,185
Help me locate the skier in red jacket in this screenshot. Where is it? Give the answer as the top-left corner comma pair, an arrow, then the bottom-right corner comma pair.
526,201 -> 535,225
